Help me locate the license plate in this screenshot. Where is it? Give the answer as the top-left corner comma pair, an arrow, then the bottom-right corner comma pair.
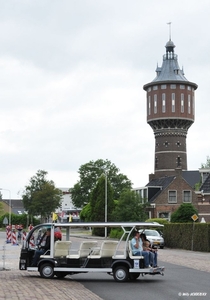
153,241 -> 160,245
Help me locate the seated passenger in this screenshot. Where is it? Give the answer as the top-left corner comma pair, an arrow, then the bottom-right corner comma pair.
141,233 -> 158,267
31,228 -> 51,267
130,231 -> 150,268
54,227 -> 62,241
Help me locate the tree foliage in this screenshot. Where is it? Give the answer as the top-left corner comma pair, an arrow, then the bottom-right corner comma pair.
70,159 -> 132,208
170,203 -> 198,223
22,170 -> 63,221
0,202 -> 4,216
0,213 -> 40,228
90,175 -> 114,221
201,155 -> 210,168
80,203 -> 91,222
90,175 -> 114,236
112,190 -> 149,222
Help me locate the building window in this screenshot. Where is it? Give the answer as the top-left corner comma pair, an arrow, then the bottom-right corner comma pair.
187,86 -> 191,91
181,94 -> 184,113
177,156 -> 181,167
153,85 -> 158,90
170,84 -> 176,89
148,87 -> 151,92
158,212 -> 170,220
172,93 -> 175,112
168,191 -> 177,203
148,96 -> 151,115
162,93 -> 166,113
183,191 -> 192,203
180,85 -> 185,89
161,84 -> 167,89
155,157 -> 158,168
192,95 -> 195,115
154,94 -> 157,114
188,95 -> 191,114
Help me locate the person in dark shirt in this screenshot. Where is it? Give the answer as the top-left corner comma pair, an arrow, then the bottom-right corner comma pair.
31,228 -> 51,267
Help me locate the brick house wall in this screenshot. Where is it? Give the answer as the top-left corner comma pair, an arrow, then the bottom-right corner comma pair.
152,169 -> 198,220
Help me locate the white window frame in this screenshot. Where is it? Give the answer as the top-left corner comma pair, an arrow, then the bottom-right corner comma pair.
183,191 -> 192,203
168,190 -> 177,203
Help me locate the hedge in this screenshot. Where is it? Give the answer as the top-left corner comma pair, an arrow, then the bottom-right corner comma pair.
163,223 -> 210,252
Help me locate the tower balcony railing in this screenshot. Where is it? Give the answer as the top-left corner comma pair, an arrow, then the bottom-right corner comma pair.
163,53 -> 178,60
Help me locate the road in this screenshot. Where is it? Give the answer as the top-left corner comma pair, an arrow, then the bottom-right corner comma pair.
0,231 -> 209,300
70,261 -> 209,300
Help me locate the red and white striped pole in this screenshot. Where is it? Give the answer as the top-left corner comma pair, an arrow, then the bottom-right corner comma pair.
11,229 -> 18,246
6,227 -> 11,243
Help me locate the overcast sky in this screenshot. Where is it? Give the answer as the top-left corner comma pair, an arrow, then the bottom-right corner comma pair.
1,0 -> 210,200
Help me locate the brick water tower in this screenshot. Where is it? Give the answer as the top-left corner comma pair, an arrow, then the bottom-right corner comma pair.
143,38 -> 198,179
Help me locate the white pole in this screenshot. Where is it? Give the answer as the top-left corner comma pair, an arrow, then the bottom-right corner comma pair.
105,173 -> 107,238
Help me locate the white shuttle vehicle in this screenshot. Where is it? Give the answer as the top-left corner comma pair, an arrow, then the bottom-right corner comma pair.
19,222 -> 165,282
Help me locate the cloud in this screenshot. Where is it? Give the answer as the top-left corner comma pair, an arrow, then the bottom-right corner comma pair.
0,0 -> 210,199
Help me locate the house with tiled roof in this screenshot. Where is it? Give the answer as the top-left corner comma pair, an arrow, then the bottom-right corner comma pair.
196,169 -> 210,222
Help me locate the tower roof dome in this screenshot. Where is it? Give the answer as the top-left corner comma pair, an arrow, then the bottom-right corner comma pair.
165,39 -> 175,49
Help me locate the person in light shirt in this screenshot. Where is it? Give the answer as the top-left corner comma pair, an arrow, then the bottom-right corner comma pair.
130,230 -> 150,268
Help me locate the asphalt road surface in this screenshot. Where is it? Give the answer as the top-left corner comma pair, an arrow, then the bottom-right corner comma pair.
70,261 -> 209,300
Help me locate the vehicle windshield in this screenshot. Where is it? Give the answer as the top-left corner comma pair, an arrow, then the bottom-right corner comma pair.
144,230 -> 159,236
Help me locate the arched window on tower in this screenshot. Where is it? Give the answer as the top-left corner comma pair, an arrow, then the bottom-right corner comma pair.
177,156 -> 181,167
148,96 -> 151,115
154,94 -> 157,114
172,93 -> 175,112
162,93 -> 166,113
155,157 -> 158,168
181,94 -> 184,113
188,95 -> 191,114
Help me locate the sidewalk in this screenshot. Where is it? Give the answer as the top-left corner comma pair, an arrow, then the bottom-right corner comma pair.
0,232 -> 103,300
158,248 -> 210,273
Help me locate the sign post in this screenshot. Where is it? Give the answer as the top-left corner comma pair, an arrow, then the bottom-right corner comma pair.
191,214 -> 198,251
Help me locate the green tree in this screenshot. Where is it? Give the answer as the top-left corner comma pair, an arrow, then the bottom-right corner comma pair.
112,190 -> 148,222
201,155 -> 210,168
80,203 -> 91,222
70,159 -> 132,208
22,170 -> 63,222
171,203 -> 198,223
90,175 -> 114,236
0,202 -> 4,216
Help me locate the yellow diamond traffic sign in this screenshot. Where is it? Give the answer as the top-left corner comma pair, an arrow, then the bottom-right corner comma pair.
191,214 -> 198,222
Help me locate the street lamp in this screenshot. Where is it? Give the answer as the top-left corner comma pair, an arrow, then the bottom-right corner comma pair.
87,165 -> 108,238
0,188 -> 11,226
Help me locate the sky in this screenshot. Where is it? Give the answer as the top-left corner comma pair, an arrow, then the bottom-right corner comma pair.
1,0 -> 210,200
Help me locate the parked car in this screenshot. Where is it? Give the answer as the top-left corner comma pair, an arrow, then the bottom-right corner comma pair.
139,229 -> 165,249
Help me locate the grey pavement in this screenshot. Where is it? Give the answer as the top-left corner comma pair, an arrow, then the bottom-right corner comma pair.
0,232 -> 103,300
0,231 -> 209,299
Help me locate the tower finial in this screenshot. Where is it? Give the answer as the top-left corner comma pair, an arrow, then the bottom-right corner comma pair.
167,22 -> 172,40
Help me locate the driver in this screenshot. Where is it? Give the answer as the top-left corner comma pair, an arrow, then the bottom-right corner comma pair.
31,228 -> 51,267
